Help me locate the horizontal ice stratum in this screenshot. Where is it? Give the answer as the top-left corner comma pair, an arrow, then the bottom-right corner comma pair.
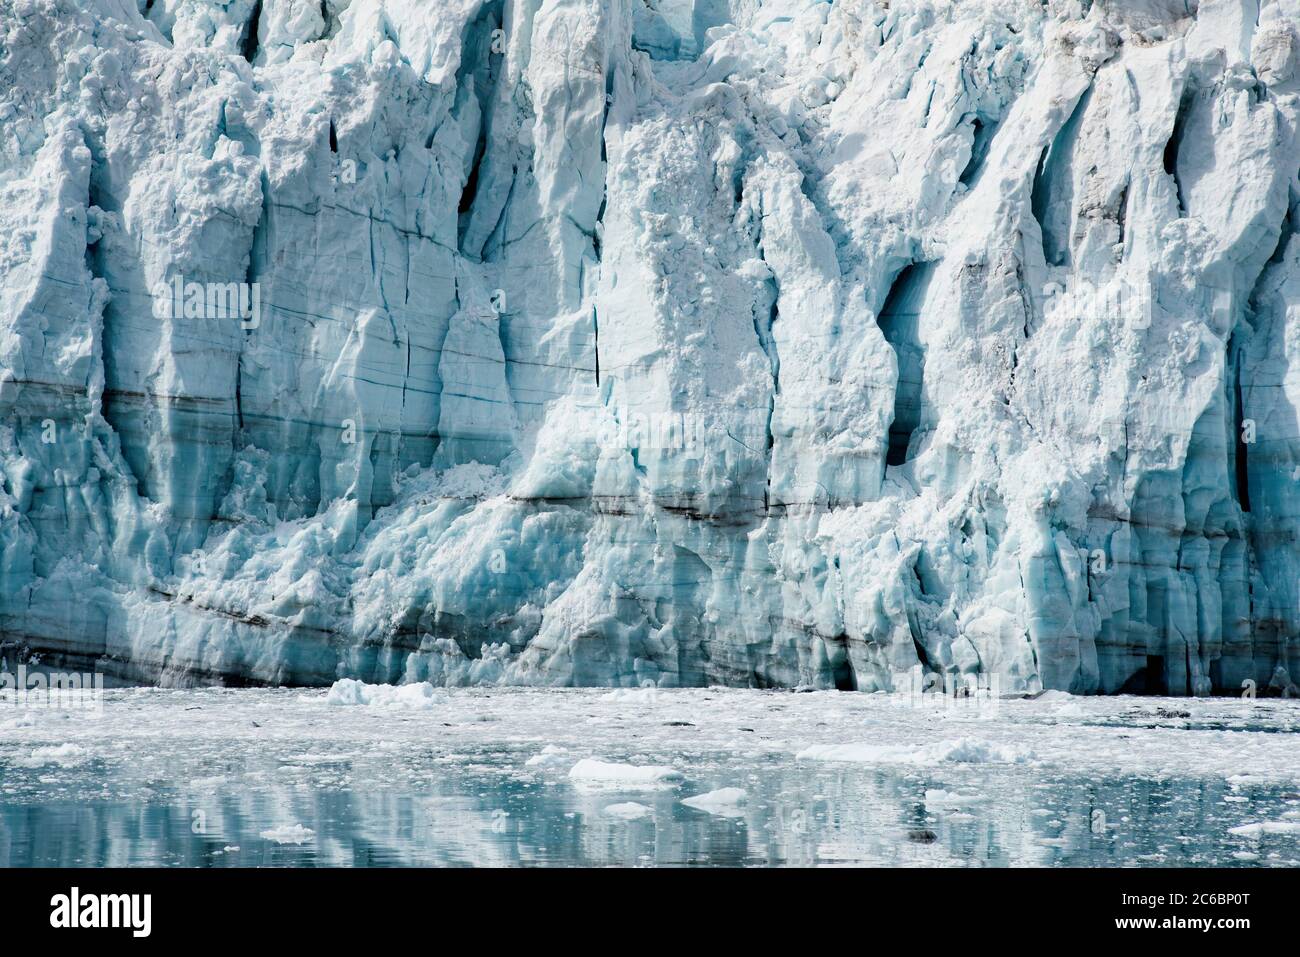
1,0 -> 1299,695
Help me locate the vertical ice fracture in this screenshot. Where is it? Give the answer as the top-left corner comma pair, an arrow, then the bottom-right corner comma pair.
0,0 -> 1298,695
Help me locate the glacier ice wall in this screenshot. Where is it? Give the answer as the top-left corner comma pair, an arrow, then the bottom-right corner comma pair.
1,0 -> 1299,694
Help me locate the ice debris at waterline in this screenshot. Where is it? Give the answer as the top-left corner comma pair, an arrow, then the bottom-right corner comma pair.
2,686 -> 1300,866
1,0 -> 1299,695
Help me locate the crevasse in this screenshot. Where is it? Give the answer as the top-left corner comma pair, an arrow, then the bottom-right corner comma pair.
1,0 -> 1298,695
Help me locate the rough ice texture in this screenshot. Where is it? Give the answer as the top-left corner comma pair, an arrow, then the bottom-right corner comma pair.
0,0 -> 1298,695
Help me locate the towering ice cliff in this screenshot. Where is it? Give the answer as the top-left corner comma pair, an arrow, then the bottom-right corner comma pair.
1,0 -> 1298,694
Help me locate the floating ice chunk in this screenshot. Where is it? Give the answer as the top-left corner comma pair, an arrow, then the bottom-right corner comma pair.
797,738 -> 1034,765
1227,821 -> 1300,839
188,775 -> 228,788
260,824 -> 315,844
599,688 -> 661,704
325,679 -> 378,706
1051,701 -> 1087,718
603,802 -> 652,820
798,743 -> 905,763
924,789 -> 987,809
568,759 -> 683,791
681,788 -> 748,815
17,743 -> 89,767
325,679 -> 444,709
525,745 -> 569,767
796,743 -> 909,763
284,753 -> 352,765
1226,774 -> 1271,788
926,739 -> 1035,764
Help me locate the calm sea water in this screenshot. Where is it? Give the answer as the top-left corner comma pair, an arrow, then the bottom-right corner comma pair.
0,687 -> 1296,867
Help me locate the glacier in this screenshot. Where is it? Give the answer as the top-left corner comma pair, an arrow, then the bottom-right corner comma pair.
0,0 -> 1298,695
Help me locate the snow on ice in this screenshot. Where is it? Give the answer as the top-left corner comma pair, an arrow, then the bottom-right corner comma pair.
0,1 -> 1297,696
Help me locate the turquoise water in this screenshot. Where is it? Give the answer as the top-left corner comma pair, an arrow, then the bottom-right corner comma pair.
0,687 -> 1297,867
1,768 -> 1296,867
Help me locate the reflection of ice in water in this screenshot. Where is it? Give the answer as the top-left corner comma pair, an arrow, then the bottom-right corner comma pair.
0,687 -> 1297,867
